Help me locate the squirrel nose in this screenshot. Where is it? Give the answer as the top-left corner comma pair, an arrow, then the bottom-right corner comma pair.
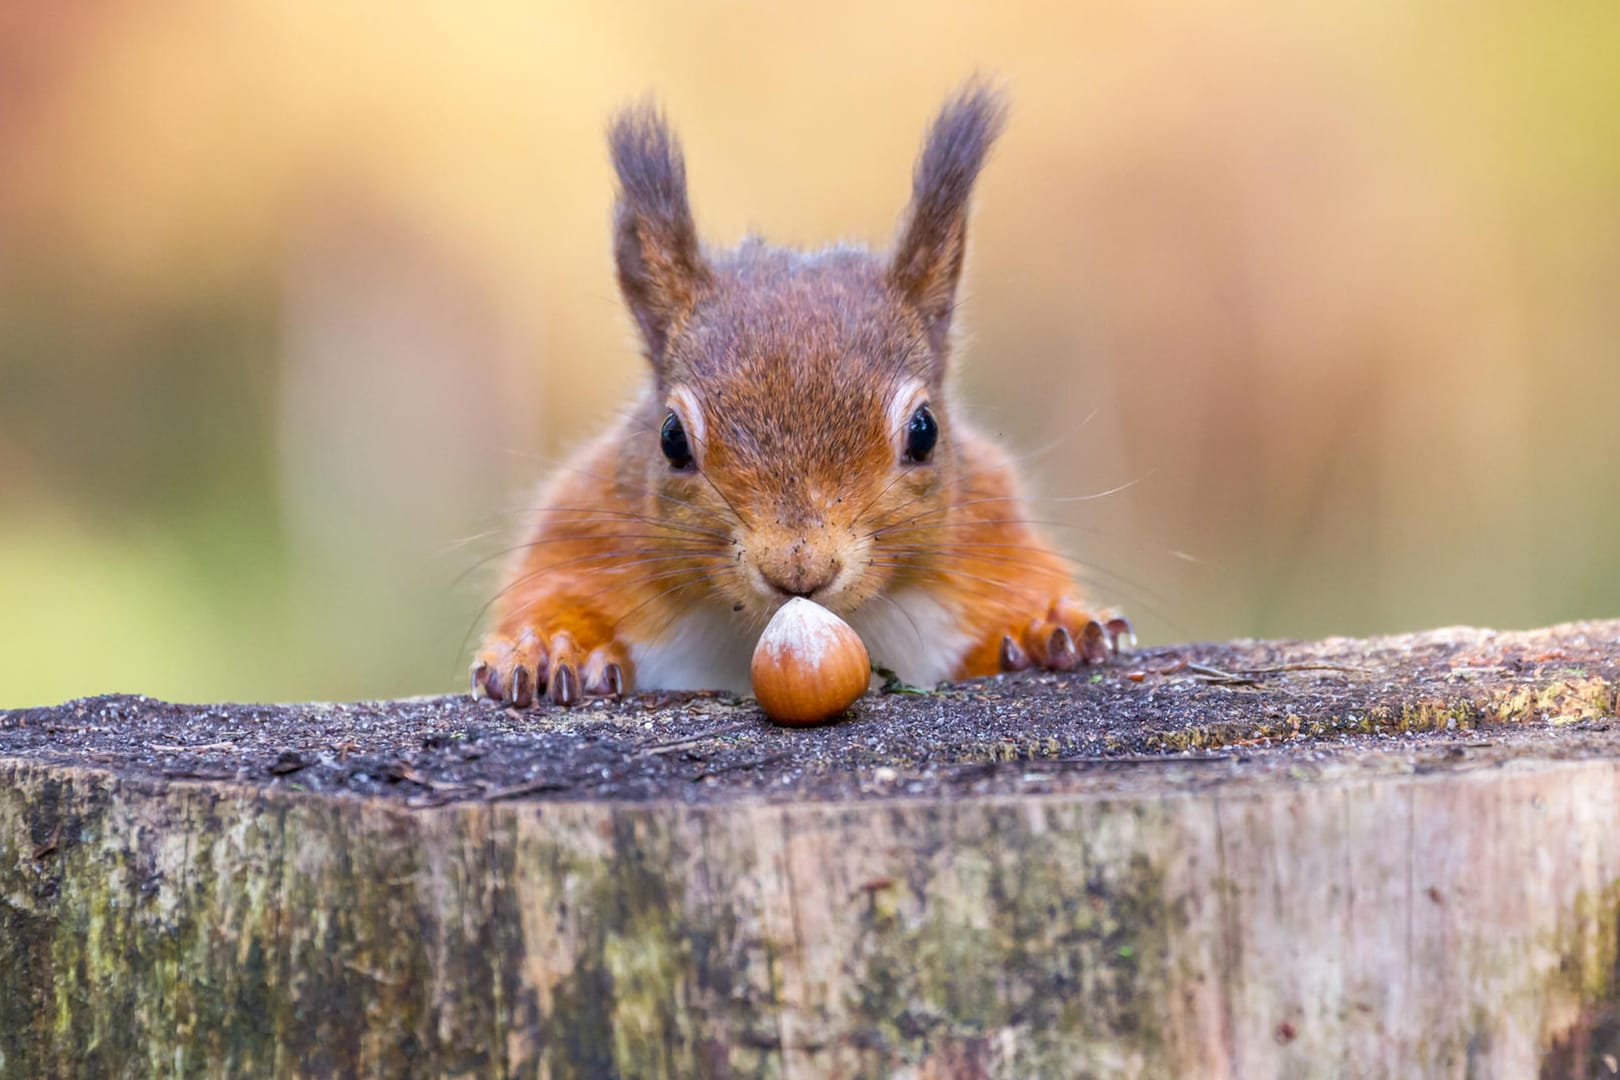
762,555 -> 842,599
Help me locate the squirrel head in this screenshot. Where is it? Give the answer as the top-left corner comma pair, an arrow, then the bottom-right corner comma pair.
607,84 -> 1007,620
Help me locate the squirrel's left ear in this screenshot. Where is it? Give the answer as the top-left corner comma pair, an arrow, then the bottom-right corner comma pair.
609,103 -> 712,372
889,82 -> 1008,359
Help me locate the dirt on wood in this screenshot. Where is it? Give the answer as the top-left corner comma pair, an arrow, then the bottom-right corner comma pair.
2,621 -> 1617,806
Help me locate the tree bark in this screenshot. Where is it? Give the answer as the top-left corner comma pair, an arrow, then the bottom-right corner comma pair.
3,622 -> 1619,1077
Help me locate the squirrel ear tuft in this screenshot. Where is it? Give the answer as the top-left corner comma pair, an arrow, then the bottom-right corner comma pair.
889,81 -> 1008,355
609,102 -> 711,366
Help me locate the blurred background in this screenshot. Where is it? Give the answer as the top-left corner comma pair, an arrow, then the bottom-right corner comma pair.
2,2 -> 1617,706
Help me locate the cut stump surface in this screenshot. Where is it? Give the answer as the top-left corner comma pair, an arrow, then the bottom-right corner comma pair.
3,621 -> 1619,1077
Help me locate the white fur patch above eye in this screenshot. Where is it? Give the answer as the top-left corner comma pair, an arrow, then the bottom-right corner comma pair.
886,377 -> 930,455
666,385 -> 707,458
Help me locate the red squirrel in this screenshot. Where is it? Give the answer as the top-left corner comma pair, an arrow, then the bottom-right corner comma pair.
473,84 -> 1129,707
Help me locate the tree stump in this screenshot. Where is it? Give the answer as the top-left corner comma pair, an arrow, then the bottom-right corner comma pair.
3,622 -> 1620,1077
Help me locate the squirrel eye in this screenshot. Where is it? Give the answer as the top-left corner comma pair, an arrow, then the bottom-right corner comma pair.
660,411 -> 694,470
904,405 -> 938,464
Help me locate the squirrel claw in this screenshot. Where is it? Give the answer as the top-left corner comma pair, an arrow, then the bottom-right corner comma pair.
1104,615 -> 1135,654
1078,618 -> 1109,664
471,654 -> 536,708
474,626 -> 631,708
999,634 -> 1031,672
1045,626 -> 1079,671
1015,598 -> 1127,674
507,663 -> 534,708
549,663 -> 580,706
583,652 -> 627,698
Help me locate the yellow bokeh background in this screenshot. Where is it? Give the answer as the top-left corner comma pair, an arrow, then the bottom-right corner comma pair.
2,2 -> 1618,706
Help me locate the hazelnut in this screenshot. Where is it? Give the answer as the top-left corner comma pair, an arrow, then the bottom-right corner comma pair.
751,598 -> 871,726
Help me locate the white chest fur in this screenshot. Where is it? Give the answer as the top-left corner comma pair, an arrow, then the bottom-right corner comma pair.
846,587 -> 973,689
629,605 -> 757,693
630,588 -> 972,693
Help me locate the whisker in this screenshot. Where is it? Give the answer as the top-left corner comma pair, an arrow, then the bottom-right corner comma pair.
872,523 -> 1207,600
506,555 -> 730,618
698,467 -> 754,532
450,535 -> 723,589
505,506 -> 734,542
874,537 -> 1131,567
873,541 -> 1098,572
611,569 -> 725,635
438,528 -> 512,555
864,556 -> 1138,615
864,487 -> 975,535
866,552 -> 1184,639
546,461 -> 735,527
869,475 -> 1151,537
866,590 -> 926,653
998,405 -> 1106,466
633,568 -> 747,645
578,562 -> 725,607
457,550 -> 727,664
514,550 -> 726,591
865,559 -> 1022,596
685,427 -> 755,531
869,542 -> 1171,608
459,508 -> 713,552
875,517 -> 1090,537
1031,474 -> 1151,504
494,397 -> 650,464
851,468 -> 912,525
928,519 -> 1216,575
868,492 -> 1023,536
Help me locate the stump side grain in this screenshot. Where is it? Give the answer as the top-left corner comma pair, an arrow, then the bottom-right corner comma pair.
5,757 -> 1620,1076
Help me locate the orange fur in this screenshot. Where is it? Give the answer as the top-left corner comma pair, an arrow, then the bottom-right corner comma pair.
473,83 -> 1127,706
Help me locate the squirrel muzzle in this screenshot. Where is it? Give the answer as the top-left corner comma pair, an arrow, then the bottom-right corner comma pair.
749,527 -> 848,602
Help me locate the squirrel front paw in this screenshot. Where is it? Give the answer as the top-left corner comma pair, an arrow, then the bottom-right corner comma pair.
471,627 -> 633,707
999,597 -> 1133,673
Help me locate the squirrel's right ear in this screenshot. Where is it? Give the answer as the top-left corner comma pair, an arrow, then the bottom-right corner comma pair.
889,83 -> 1008,358
609,103 -> 711,367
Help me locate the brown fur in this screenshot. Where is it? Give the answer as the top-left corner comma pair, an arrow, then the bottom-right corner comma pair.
473,82 -> 1124,706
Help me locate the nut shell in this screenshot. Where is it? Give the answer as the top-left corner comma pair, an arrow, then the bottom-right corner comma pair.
750,598 -> 871,726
